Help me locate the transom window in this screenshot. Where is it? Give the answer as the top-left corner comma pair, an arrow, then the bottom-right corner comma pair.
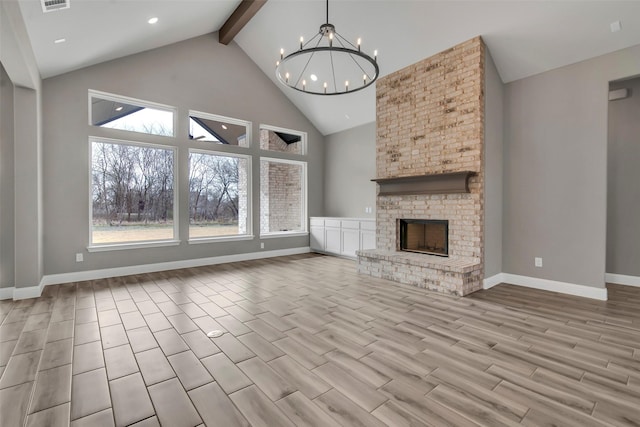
259,125 -> 306,155
189,111 -> 250,147
90,90 -> 175,137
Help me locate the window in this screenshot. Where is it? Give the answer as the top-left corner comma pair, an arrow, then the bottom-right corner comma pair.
90,91 -> 175,137
90,138 -> 176,247
259,125 -> 306,155
189,111 -> 250,147
260,158 -> 307,235
189,151 -> 251,240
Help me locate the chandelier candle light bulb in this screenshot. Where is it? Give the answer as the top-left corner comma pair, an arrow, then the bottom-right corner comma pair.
275,0 -> 378,95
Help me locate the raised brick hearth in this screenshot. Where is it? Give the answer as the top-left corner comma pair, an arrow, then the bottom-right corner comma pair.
357,37 -> 485,296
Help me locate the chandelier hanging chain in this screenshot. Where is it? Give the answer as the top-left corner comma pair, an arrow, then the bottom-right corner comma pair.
326,0 -> 329,25
275,0 -> 379,95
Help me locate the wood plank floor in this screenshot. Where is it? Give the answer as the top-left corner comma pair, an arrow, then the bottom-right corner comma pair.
1,253 -> 639,426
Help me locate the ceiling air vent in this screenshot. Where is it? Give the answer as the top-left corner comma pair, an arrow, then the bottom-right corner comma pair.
41,0 -> 70,13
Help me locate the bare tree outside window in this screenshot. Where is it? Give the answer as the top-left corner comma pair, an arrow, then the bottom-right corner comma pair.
91,141 -> 175,244
189,152 -> 249,239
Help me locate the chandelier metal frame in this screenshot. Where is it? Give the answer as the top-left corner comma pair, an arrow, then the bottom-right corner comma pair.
275,0 -> 379,96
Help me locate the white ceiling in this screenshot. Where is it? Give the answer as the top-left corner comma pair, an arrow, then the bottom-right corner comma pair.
15,0 -> 640,135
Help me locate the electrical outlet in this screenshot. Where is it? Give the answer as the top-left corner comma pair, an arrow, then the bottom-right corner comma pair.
76,253 -> 84,263
261,242 -> 265,249
364,207 -> 373,213
535,257 -> 543,267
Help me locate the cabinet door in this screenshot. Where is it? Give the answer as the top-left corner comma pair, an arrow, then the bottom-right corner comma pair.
310,226 -> 325,251
341,228 -> 360,258
324,227 -> 341,254
360,230 -> 376,250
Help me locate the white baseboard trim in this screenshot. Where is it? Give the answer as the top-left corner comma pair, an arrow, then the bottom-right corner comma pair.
0,287 -> 15,300
605,273 -> 640,288
495,273 -> 607,301
483,273 -> 506,290
41,247 -> 311,288
2,247 -> 310,300
13,281 -> 46,300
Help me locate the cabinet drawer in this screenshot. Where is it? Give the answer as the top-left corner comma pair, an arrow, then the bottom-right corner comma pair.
341,220 -> 360,229
310,218 -> 325,226
360,221 -> 376,231
325,219 -> 341,228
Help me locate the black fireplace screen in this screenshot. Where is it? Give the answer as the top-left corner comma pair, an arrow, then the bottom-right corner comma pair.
398,219 -> 449,256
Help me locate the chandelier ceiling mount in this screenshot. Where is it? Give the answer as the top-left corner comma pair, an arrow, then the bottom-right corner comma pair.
275,0 -> 379,96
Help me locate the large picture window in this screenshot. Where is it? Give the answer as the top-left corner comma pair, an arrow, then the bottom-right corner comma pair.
260,158 -> 307,236
90,139 -> 176,247
189,151 -> 251,240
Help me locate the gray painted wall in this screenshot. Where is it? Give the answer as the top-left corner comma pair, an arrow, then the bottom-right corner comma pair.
607,77 -> 640,277
42,33 -> 324,276
1,0 -> 44,291
503,44 -> 640,288
14,86 -> 44,288
323,122 -> 376,218
0,63 -> 15,289
483,49 -> 504,279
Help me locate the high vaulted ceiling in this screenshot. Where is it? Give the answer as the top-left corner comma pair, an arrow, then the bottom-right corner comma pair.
13,0 -> 640,135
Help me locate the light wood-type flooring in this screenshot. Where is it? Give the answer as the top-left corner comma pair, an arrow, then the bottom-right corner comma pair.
1,253 -> 639,426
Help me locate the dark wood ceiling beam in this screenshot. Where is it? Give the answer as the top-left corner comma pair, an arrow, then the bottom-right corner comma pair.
219,0 -> 267,45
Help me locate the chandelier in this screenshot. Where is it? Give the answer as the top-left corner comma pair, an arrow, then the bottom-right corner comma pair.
275,0 -> 379,96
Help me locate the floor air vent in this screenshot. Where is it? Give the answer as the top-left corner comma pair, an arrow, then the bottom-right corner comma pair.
42,0 -> 70,13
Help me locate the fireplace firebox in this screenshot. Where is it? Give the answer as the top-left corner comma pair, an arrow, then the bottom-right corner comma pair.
398,219 -> 449,257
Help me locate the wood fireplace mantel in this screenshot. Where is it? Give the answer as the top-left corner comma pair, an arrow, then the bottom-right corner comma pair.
372,171 -> 475,196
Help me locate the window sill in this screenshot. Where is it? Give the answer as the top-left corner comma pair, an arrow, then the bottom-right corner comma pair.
188,235 -> 254,244
260,231 -> 309,239
87,240 -> 181,252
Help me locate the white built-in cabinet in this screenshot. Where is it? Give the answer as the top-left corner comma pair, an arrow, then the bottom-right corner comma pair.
310,217 -> 376,258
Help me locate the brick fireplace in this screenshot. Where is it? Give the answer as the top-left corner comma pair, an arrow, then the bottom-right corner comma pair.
357,37 -> 485,296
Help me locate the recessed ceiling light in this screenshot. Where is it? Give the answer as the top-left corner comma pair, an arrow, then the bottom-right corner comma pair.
115,106 -> 123,112
148,17 -> 159,24
221,124 -> 228,130
610,20 -> 622,33
54,38 -> 66,44
310,74 -> 318,81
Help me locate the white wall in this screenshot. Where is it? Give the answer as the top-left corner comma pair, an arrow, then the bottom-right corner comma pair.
323,122 -> 376,218
503,44 -> 640,289
42,34 -> 324,276
484,48 -> 504,279
607,77 -> 640,277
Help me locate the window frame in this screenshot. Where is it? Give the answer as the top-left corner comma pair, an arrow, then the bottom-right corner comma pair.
259,156 -> 308,238
88,90 -> 177,138
187,148 -> 253,244
87,136 -> 179,252
188,110 -> 252,148
259,124 -> 307,155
